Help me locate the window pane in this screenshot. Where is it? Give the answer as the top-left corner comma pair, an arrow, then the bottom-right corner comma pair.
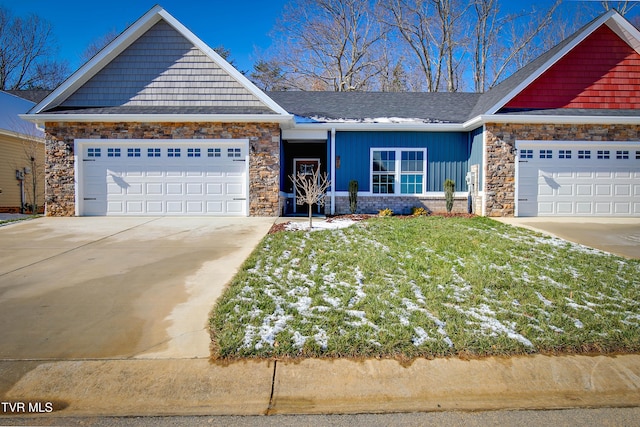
373,150 -> 395,172
401,151 -> 423,172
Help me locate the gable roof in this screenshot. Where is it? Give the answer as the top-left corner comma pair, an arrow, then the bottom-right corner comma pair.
25,5 -> 291,123
0,91 -> 43,138
472,9 -> 640,118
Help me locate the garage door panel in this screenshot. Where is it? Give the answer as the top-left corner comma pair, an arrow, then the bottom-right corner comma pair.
166,183 -> 184,195
127,183 -> 143,195
595,203 -> 612,214
615,184 -> 631,196
226,200 -> 245,214
576,184 -> 592,196
126,201 -> 144,213
517,143 -> 640,217
575,202 -> 593,214
614,203 -> 631,214
186,183 -> 203,195
186,201 -> 204,213
107,201 -> 124,214
226,183 -> 244,196
557,184 -> 573,196
146,183 -> 163,195
207,183 -> 223,195
146,201 -> 163,214
80,142 -> 247,216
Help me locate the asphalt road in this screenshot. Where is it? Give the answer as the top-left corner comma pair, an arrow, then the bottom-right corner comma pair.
2,407 -> 639,426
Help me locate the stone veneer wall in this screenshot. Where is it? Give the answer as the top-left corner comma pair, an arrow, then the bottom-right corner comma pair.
44,122 -> 280,216
485,122 -> 640,217
334,195 -> 469,215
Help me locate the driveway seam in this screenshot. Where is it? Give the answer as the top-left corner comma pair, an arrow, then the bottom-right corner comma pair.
0,217 -> 160,278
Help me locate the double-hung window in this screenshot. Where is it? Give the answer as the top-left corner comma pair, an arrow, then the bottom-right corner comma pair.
372,149 -> 426,195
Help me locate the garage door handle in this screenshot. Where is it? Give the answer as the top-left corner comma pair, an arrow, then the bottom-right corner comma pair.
233,198 -> 246,201
233,159 -> 245,162
518,199 -> 528,201
84,159 -> 96,162
84,198 -> 97,201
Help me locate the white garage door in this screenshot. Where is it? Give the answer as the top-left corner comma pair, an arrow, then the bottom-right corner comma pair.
517,142 -> 640,217
77,140 -> 248,216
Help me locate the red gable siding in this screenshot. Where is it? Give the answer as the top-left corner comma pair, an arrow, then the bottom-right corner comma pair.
504,25 -> 640,110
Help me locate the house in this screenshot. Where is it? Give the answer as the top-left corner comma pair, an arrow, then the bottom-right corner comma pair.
22,6 -> 640,218
0,91 -> 45,213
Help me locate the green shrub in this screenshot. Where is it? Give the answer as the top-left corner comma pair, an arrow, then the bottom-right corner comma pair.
349,180 -> 358,214
444,179 -> 455,213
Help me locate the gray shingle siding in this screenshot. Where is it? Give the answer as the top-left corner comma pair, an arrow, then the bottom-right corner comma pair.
60,20 -> 268,111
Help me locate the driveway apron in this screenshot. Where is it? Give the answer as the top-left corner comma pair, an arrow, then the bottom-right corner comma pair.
494,217 -> 640,259
0,217 -> 274,360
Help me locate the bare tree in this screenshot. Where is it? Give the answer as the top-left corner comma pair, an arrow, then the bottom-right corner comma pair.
483,0 -> 561,89
80,29 -> 120,63
268,0 -> 384,91
600,1 -> 638,14
290,167 -> 331,229
0,6 -> 69,90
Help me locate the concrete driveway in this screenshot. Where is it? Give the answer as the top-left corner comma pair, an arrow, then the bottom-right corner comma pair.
0,217 -> 274,360
494,217 -> 640,259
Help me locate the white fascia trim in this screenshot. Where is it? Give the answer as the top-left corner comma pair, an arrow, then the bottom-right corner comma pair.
20,113 -> 294,125
476,114 -> 640,125
484,10 -> 618,116
606,14 -> 640,55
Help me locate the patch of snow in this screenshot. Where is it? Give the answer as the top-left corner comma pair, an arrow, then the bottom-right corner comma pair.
458,304 -> 533,347
313,326 -> 328,349
291,331 -> 308,348
413,327 -> 432,346
285,219 -> 357,232
310,116 -> 450,124
536,292 -> 553,306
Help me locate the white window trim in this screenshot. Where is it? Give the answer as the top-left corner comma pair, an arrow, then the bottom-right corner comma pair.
369,147 -> 427,196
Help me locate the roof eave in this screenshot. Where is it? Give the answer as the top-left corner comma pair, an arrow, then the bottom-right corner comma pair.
478,113 -> 640,125
20,113 -> 295,126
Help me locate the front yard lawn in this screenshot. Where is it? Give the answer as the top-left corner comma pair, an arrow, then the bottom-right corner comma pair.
209,216 -> 640,360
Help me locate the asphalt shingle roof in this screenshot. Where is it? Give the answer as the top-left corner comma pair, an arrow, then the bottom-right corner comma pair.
267,91 -> 482,124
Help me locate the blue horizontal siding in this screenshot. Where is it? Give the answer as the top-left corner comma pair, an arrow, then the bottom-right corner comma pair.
335,131 -> 470,192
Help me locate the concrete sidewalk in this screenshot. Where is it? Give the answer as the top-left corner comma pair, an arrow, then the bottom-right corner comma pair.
1,354 -> 639,417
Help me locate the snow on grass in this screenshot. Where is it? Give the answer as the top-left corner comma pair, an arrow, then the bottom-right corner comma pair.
211,216 -> 640,359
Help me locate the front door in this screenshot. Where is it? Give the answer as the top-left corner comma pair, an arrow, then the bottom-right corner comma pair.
293,158 -> 320,214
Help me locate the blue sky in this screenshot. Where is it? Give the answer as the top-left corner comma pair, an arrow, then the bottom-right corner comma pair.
3,0 -> 637,75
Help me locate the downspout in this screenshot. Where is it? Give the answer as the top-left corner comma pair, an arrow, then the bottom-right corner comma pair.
330,128 -> 336,215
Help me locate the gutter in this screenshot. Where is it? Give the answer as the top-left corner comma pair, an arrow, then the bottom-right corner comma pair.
19,113 -> 295,126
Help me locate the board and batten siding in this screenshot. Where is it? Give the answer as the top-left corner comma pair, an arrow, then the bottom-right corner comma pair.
334,131 -> 470,193
61,20 -> 266,109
